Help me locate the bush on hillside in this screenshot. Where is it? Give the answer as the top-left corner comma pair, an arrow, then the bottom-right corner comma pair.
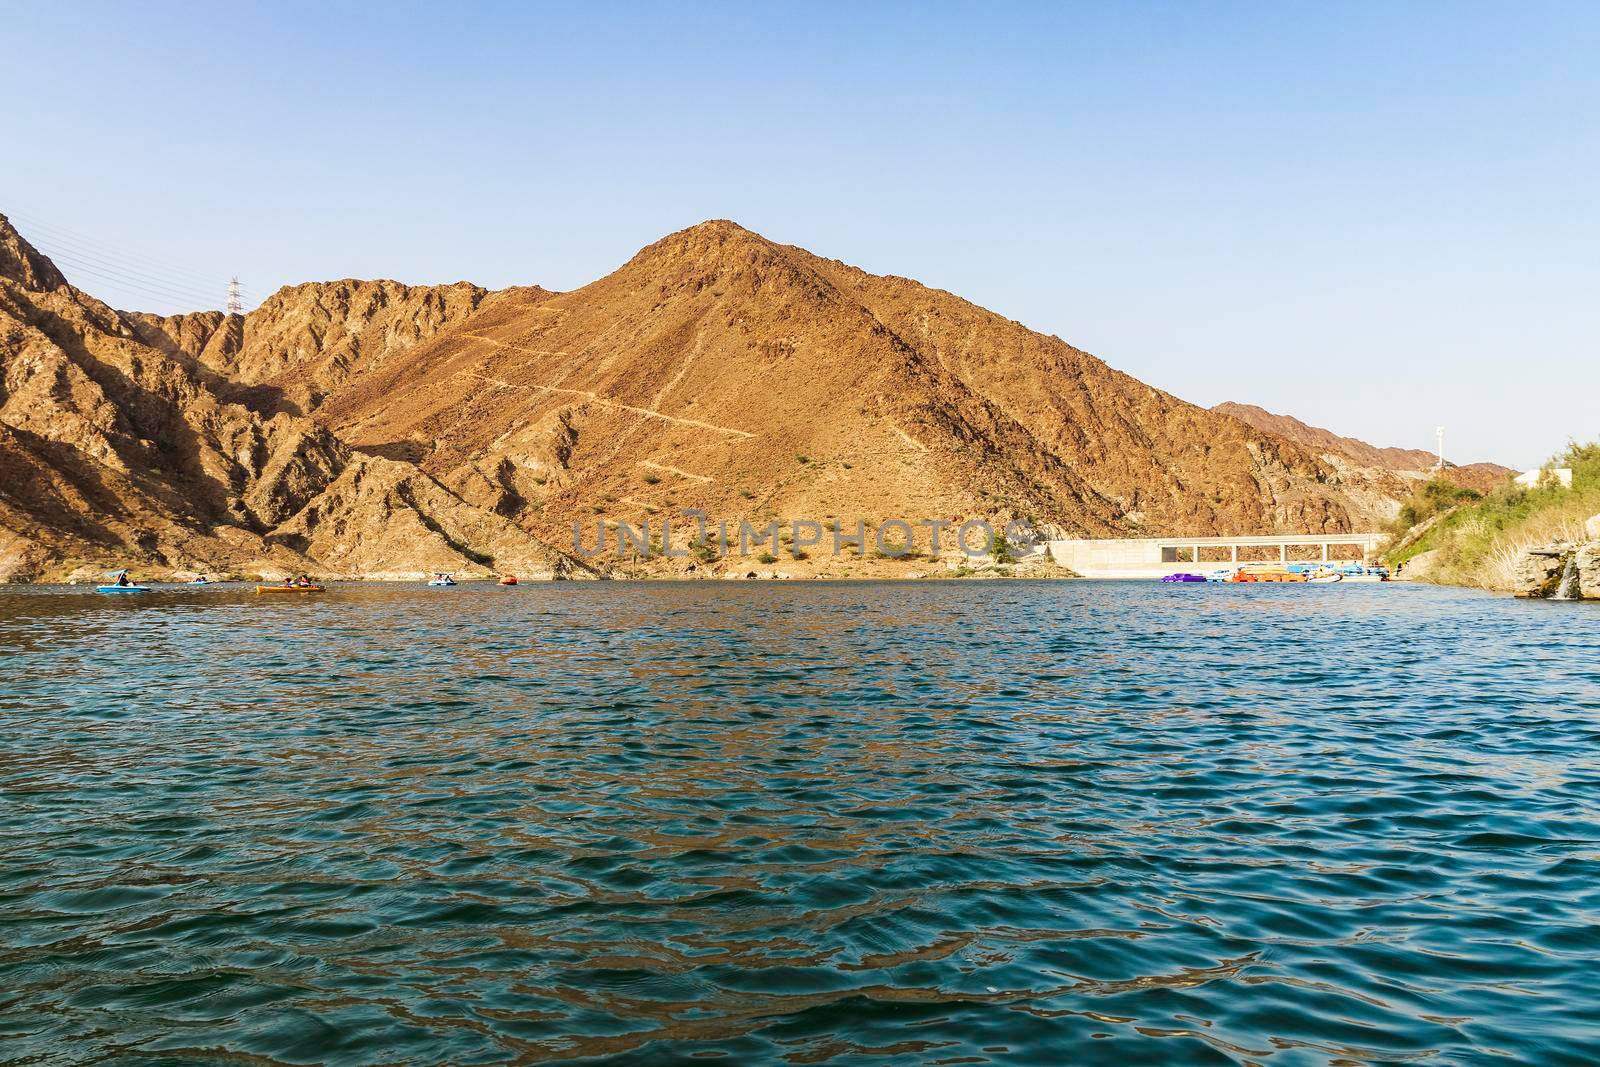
1557,440 -> 1600,491
1387,439 -> 1600,590
1392,479 -> 1483,535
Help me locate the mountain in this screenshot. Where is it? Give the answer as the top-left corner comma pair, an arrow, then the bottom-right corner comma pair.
311,222 -> 1407,545
0,213 -> 582,581
1212,402 -> 1513,492
1,213 -> 1410,581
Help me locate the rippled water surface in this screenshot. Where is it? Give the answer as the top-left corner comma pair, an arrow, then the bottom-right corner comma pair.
2,581 -> 1598,1065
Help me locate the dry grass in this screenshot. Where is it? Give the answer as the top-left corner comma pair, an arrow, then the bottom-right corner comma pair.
1475,516 -> 1587,590
1392,444 -> 1599,590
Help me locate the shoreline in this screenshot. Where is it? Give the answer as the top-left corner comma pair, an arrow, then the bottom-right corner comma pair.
13,571 -> 1083,587
12,555 -> 1086,586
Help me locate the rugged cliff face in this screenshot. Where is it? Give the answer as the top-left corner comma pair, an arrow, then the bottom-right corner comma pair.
2,213 -> 1413,580
0,213 -> 578,581
131,278 -> 499,416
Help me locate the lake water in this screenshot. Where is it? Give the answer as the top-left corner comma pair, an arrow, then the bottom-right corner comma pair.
2,581 -> 1597,1065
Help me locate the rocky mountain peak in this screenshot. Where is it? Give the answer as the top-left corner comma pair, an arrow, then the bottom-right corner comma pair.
618,219 -> 800,284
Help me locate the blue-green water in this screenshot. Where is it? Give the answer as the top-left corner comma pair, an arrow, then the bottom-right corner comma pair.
1,581 -> 1597,1065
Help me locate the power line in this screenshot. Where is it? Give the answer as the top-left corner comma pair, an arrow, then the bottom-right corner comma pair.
11,223 -> 227,297
48,262 -> 214,308
46,264 -> 221,312
6,211 -> 254,313
1,212 -> 261,313
4,210 -> 258,314
19,232 -> 226,304
36,248 -> 221,309
5,210 -> 227,290
37,243 -> 216,298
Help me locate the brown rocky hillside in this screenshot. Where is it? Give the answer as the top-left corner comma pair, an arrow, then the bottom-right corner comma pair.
1212,401 -> 1512,492
0,213 -> 581,581
314,222 -> 1407,550
1,212 -> 1412,580
130,279 -> 502,416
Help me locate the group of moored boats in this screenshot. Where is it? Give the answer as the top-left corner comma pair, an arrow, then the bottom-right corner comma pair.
1161,563 -> 1391,584
94,570 -> 525,594
429,573 -> 520,586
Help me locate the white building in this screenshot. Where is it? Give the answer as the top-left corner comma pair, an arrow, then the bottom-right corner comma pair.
1513,468 -> 1573,489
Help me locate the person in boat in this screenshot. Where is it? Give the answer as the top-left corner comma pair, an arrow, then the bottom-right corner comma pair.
115,572 -> 131,587
289,574 -> 313,588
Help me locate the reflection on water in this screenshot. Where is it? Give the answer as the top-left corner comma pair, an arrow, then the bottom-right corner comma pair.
1,581 -> 1598,1064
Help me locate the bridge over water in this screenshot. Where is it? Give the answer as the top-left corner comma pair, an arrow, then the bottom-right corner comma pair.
1046,532 -> 1387,579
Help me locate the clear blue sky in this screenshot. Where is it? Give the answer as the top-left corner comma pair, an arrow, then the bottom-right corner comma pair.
4,2 -> 1595,467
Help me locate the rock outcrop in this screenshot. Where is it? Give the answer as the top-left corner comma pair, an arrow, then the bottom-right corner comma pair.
1514,544 -> 1572,598
131,278 -> 498,416
267,454 -> 586,580
1513,540 -> 1599,600
1579,543 -> 1600,600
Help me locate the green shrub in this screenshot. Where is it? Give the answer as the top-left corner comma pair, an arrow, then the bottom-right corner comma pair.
1559,440 -> 1600,491
1391,478 -> 1482,534
1385,440 -> 1600,589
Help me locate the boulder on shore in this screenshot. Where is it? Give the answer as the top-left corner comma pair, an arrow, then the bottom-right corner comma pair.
1516,539 -> 1600,599
1514,543 -> 1570,598
1400,549 -> 1440,581
1578,543 -> 1600,600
